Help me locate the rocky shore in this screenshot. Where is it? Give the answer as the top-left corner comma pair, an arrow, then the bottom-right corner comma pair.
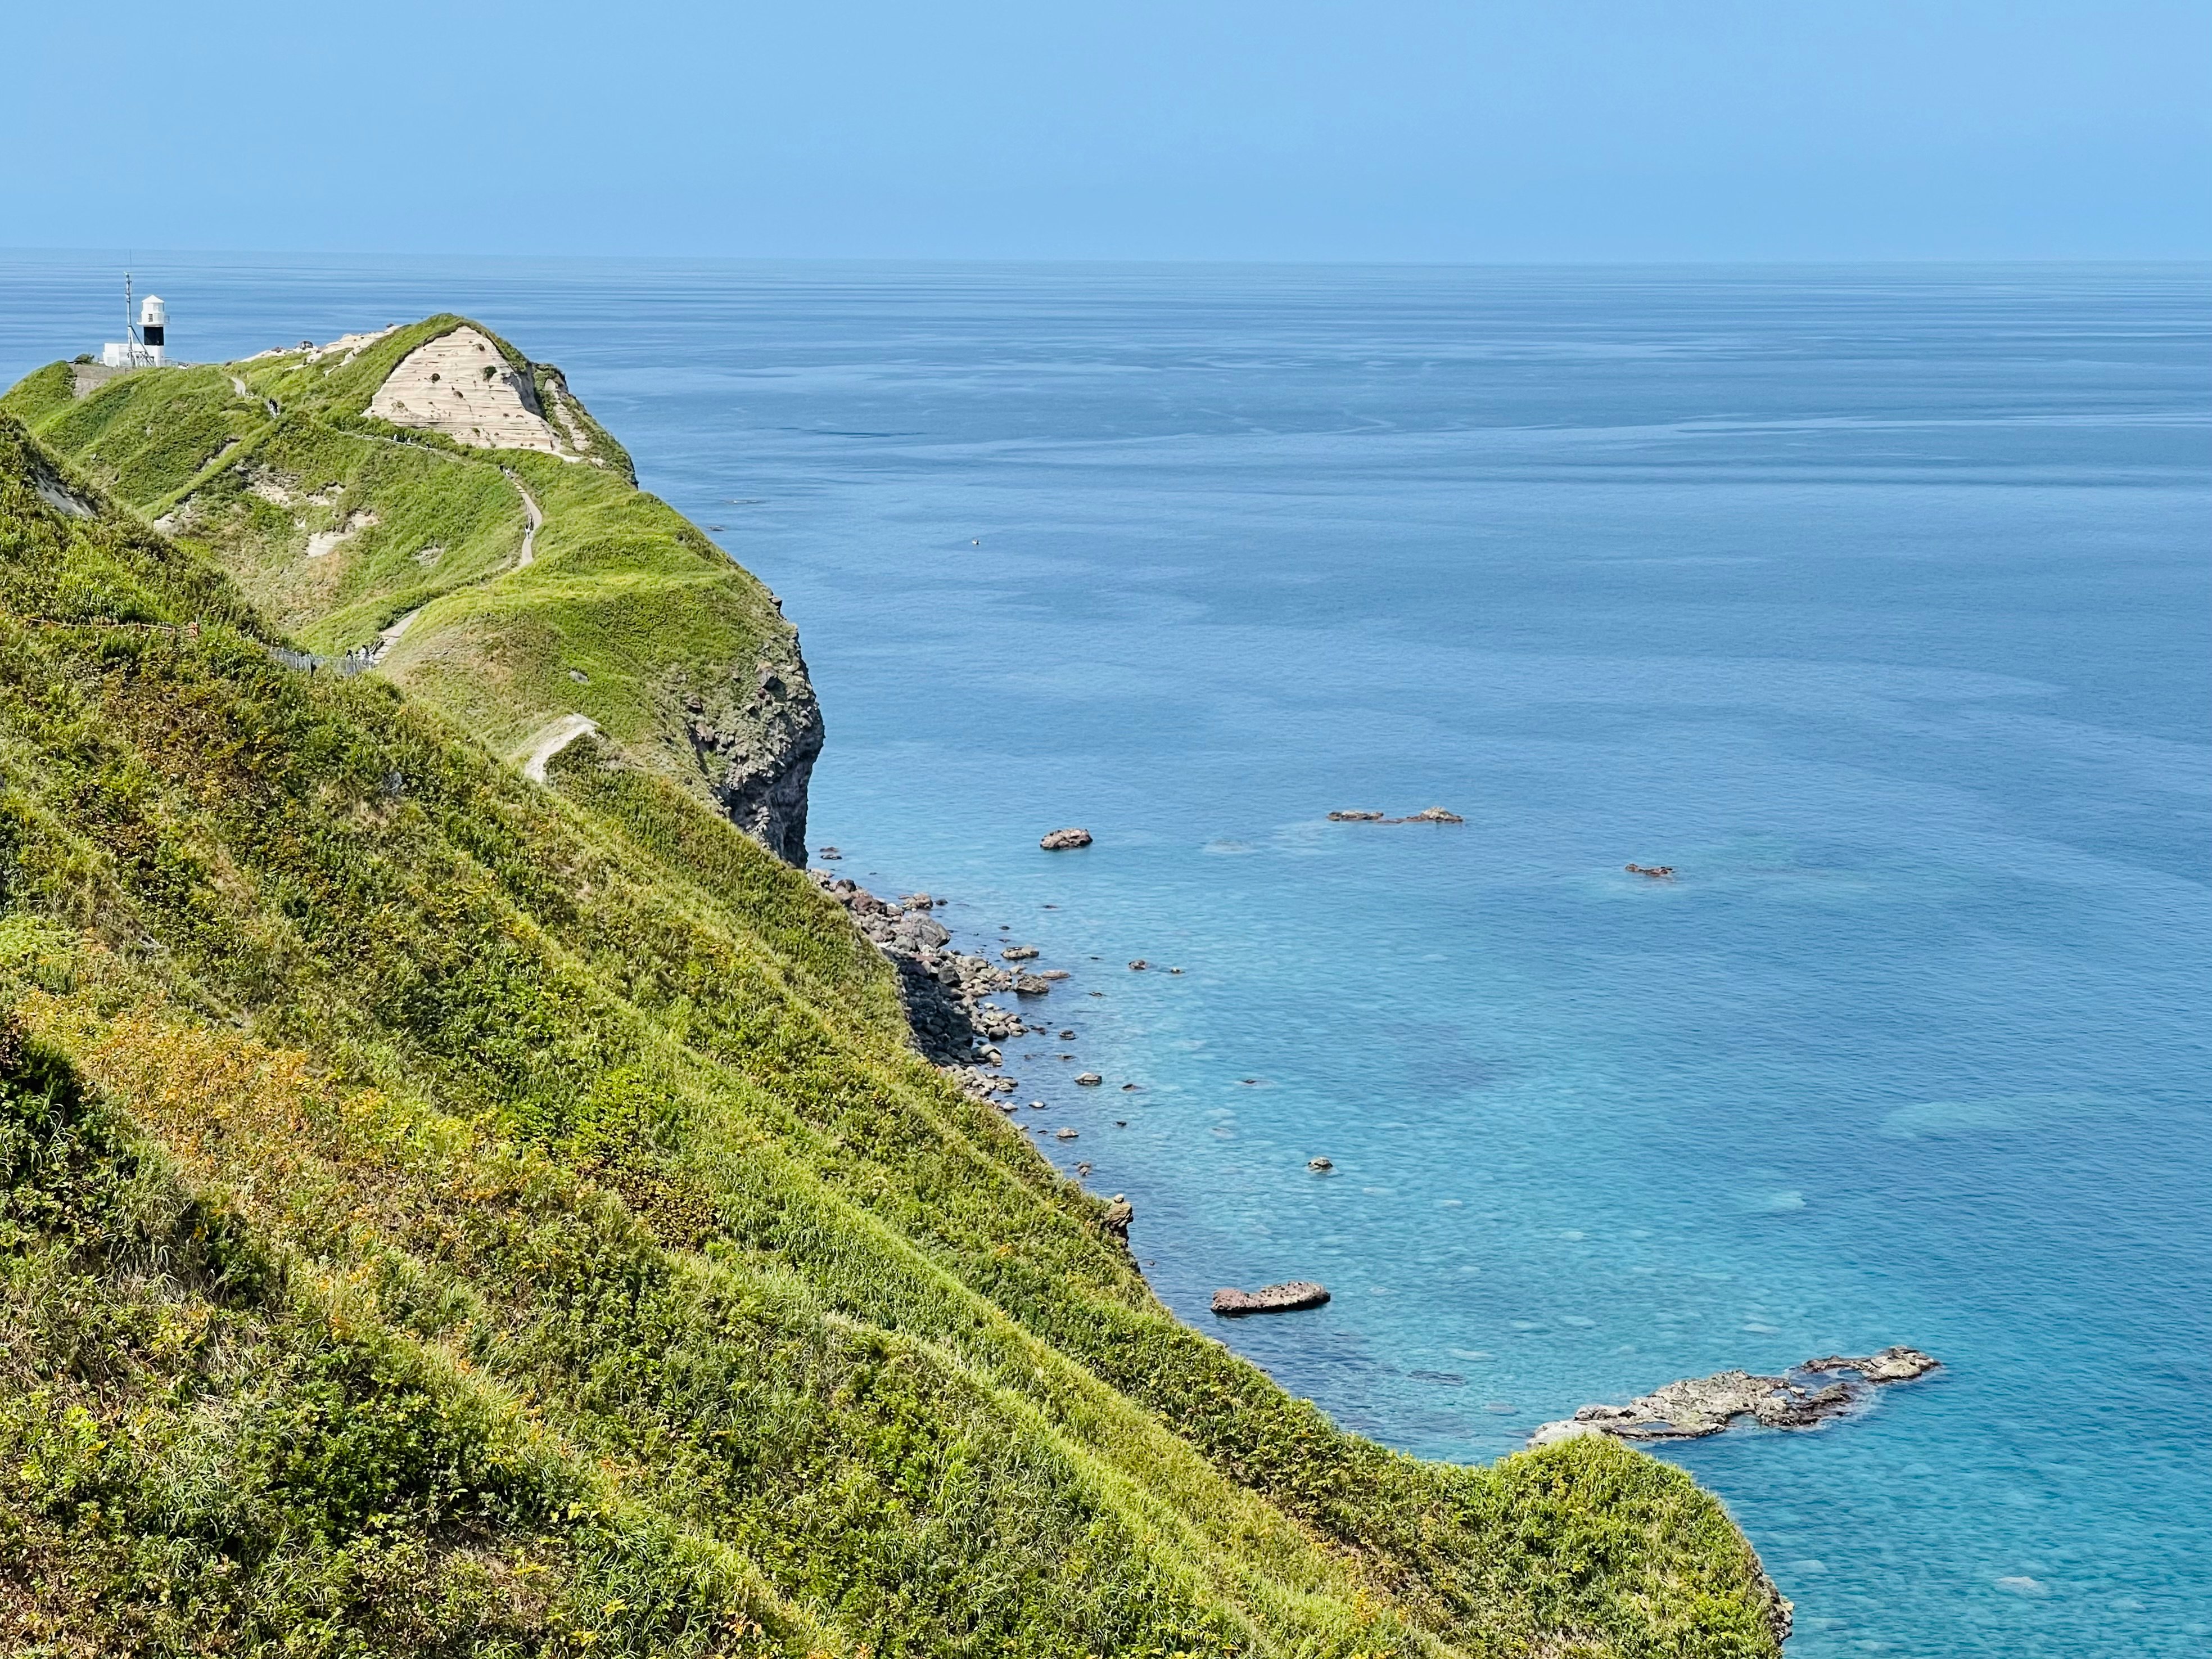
1528,1347 -> 1940,1447
810,874 -> 1035,1090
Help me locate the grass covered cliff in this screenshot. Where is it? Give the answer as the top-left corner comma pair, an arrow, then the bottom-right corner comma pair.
4,319 -> 820,862
0,339 -> 1789,1658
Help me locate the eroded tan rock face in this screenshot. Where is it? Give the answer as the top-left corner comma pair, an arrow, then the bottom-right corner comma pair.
367,326 -> 570,454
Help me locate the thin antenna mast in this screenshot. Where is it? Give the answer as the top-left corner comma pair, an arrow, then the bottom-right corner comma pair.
124,270 -> 139,360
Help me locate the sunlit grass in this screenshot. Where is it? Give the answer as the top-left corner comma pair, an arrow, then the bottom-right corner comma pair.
0,407 -> 1787,1656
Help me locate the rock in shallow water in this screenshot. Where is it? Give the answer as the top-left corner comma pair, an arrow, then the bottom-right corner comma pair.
1527,1346 -> 1940,1448
1804,1347 -> 1940,1383
1331,806 -> 1463,825
1212,1281 -> 1331,1318
1040,827 -> 1093,850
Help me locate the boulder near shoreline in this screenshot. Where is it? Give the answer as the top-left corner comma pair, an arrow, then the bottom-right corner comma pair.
1212,1281 -> 1332,1317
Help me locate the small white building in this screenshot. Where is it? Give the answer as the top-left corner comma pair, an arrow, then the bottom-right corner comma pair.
101,295 -> 168,368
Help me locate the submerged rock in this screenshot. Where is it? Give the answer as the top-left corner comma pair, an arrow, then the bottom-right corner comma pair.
1328,809 -> 1386,822
1212,1281 -> 1331,1318
1528,1347 -> 1940,1448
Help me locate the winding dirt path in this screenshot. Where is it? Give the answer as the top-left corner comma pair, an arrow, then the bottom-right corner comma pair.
504,471 -> 543,569
519,713 -> 598,782
362,470 -> 543,668
364,607 -> 418,666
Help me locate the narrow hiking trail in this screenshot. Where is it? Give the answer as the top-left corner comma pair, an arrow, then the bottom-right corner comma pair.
507,470 -> 542,569
520,713 -> 598,781
376,470 -> 589,786
364,608 -> 416,666
365,468 -> 543,666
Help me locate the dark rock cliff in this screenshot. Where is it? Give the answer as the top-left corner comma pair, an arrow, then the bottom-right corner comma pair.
678,631 -> 824,865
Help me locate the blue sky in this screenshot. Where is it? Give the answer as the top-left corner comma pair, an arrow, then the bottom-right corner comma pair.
8,1 -> 2206,260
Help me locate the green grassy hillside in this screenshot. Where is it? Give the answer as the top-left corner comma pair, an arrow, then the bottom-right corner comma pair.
4,320 -> 815,860
0,404 -> 1788,1656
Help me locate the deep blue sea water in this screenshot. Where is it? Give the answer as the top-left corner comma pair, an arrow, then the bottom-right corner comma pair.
4,253 -> 2208,1655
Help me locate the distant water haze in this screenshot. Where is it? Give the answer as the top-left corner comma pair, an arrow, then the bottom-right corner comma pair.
3,254 -> 2206,1655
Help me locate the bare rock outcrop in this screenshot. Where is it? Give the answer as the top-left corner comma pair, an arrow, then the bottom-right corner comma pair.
1528,1347 -> 1939,1448
368,326 -> 580,456
22,449 -> 99,520
1040,827 -> 1093,850
680,647 -> 824,865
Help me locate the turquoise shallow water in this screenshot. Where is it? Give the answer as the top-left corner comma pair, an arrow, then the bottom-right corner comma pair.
5,255 -> 2209,1652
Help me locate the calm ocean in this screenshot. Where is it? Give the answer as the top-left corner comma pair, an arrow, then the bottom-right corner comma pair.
4,254 -> 2207,1654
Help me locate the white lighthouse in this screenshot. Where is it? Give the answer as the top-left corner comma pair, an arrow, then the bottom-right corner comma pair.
101,279 -> 170,368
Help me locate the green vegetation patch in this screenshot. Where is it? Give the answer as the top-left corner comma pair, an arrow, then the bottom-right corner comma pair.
5,316 -> 783,816
0,410 -> 1787,1656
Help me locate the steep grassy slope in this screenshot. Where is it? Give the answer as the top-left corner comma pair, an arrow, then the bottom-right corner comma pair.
0,413 -> 1787,1656
5,321 -> 817,861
